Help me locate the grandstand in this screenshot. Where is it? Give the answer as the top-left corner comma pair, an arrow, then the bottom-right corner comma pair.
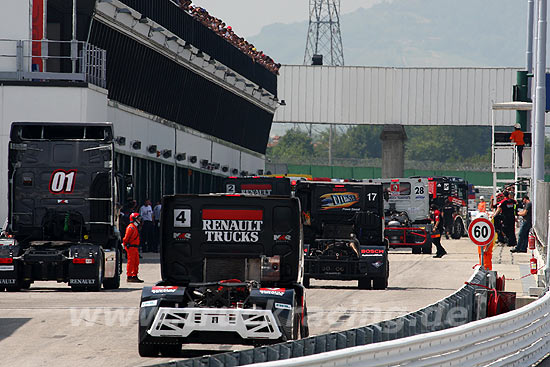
0,0 -> 279,219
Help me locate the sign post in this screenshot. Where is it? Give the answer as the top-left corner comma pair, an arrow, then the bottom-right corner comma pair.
468,217 -> 495,270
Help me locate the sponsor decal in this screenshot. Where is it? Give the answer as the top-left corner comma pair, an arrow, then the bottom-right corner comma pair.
69,279 -> 96,285
320,192 -> 359,210
0,265 -> 15,271
415,195 -> 425,200
259,288 -> 286,296
448,196 -> 466,207
202,209 -> 263,243
173,232 -> 191,240
274,234 -> 291,242
275,303 -> 292,310
240,184 -> 273,196
140,300 -> 158,308
0,278 -> 16,284
361,249 -> 385,254
372,261 -> 384,268
151,286 -> 178,294
57,199 -> 69,204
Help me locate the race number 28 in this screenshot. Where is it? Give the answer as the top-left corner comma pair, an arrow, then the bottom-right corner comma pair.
49,169 -> 77,194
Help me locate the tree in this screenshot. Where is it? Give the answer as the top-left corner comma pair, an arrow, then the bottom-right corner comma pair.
268,129 -> 314,161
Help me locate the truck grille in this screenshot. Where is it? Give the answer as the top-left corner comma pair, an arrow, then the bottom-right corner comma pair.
204,258 -> 261,282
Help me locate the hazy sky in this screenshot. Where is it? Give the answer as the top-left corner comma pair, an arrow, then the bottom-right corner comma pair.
191,0 -> 387,37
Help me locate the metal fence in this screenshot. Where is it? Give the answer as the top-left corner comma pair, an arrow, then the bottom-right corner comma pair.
0,39 -> 106,88
151,268 -> 487,367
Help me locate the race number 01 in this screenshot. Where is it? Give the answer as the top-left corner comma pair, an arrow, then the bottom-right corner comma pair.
468,217 -> 495,246
49,169 -> 77,194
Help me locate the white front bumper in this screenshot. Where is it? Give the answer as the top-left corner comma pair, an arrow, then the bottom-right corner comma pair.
147,307 -> 282,340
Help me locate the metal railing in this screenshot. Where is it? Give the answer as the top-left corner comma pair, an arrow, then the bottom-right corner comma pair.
152,268 -> 487,367
0,39 -> 106,88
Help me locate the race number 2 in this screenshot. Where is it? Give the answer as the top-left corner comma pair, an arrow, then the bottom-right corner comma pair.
49,169 -> 77,194
173,209 -> 191,228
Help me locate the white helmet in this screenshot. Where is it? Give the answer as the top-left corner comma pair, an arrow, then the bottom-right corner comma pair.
479,196 -> 484,200
514,123 -> 521,129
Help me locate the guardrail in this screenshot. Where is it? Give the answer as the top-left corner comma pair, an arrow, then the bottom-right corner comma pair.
253,286 -> 550,367
153,268 -> 487,367
0,39 -> 106,88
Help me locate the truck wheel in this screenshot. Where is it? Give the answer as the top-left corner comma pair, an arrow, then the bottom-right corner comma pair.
21,280 -> 31,290
372,276 -> 388,290
300,301 -> 309,338
159,344 -> 181,357
138,343 -> 160,357
422,241 -> 432,254
451,220 -> 463,239
303,276 -> 310,288
358,277 -> 371,289
412,247 -> 422,254
91,251 -> 104,292
103,248 -> 121,290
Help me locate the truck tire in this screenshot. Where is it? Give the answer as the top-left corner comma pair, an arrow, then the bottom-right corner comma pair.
412,247 -> 422,254
300,301 -> 309,338
139,343 -> 160,357
372,276 -> 388,290
422,240 -> 432,254
303,276 -> 310,288
103,248 -> 121,290
358,277 -> 371,289
159,344 -> 181,357
451,220 -> 463,239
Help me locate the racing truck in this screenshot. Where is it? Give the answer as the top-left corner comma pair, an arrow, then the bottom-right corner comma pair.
138,194 -> 308,357
0,122 -> 125,291
366,178 -> 432,254
295,181 -> 388,290
412,176 -> 471,239
222,176 -> 291,196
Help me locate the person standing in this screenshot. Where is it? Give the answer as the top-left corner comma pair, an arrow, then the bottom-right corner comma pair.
153,201 -> 162,253
492,191 -> 517,248
477,196 -> 487,213
442,197 -> 455,239
511,195 -> 532,253
510,123 -> 525,167
139,199 -> 154,252
123,213 -> 144,283
431,204 -> 447,258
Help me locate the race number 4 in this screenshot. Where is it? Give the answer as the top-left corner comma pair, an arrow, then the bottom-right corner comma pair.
49,169 -> 77,194
174,209 -> 191,228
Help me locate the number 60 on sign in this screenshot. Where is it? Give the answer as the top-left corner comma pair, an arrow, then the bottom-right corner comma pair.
468,217 -> 495,247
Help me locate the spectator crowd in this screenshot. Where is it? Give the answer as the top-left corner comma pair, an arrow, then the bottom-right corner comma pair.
177,0 -> 281,75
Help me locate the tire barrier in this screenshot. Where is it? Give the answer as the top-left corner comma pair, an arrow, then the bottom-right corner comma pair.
151,268 -> 488,367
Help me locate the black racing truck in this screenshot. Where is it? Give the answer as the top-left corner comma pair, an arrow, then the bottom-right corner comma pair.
0,122 -> 126,291
367,178 -> 432,254
295,181 -> 388,290
222,176 -> 291,196
412,176 -> 471,239
138,194 -> 308,357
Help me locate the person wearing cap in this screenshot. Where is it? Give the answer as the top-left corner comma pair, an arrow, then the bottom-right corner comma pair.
510,123 -> 525,167
477,196 -> 487,213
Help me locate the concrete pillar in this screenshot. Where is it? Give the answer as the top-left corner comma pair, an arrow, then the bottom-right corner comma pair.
380,125 -> 407,178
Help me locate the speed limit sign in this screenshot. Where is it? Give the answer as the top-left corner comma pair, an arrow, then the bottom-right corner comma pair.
468,217 -> 495,246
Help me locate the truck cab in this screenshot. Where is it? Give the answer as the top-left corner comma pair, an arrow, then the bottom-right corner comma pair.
138,194 -> 308,357
295,181 -> 388,290
367,178 -> 432,254
0,122 -> 124,291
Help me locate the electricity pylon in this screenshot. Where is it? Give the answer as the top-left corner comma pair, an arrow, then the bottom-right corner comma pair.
304,0 -> 345,66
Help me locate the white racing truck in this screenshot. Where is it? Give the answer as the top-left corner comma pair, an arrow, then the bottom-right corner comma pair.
366,178 -> 432,254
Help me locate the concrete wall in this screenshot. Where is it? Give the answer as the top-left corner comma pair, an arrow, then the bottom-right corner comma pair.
0,84 -> 265,222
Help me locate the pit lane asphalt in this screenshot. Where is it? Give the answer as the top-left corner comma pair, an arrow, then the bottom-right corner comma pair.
0,238 -> 500,366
